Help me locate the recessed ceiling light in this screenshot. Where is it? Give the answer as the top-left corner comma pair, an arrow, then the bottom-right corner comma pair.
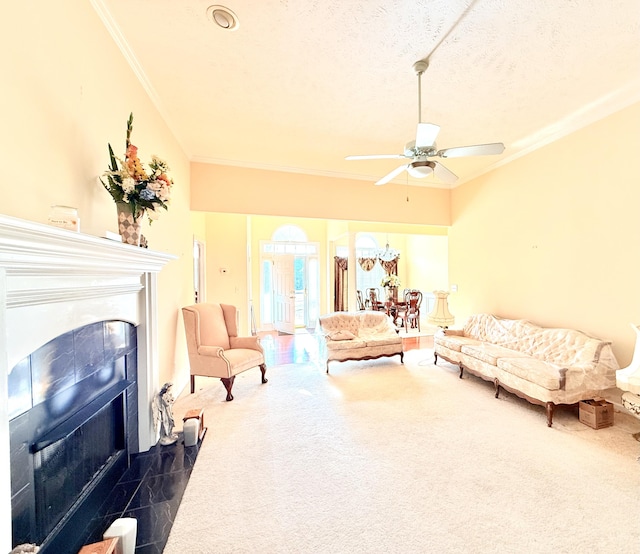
206,5 -> 239,31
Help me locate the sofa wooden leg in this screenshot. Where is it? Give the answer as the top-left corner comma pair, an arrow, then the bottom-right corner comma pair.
434,352 -> 438,364
459,365 -> 464,379
400,352 -> 404,364
190,375 -> 195,394
546,402 -> 554,427
260,363 -> 268,384
221,376 -> 235,401
494,379 -> 500,398
326,362 -> 330,374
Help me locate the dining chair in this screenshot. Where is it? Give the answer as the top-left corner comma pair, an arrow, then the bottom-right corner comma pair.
398,289 -> 423,332
356,289 -> 366,310
366,287 -> 385,311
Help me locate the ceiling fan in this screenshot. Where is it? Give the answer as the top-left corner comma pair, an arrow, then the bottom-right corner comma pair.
346,59 -> 505,185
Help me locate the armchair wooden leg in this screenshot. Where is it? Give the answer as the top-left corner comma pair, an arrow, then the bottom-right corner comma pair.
260,363 -> 268,384
221,376 -> 235,401
190,375 -> 195,394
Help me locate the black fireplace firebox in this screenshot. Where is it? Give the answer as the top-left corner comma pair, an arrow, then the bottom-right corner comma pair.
9,321 -> 139,553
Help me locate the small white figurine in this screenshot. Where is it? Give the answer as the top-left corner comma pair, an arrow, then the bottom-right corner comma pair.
10,545 -> 40,554
153,382 -> 179,445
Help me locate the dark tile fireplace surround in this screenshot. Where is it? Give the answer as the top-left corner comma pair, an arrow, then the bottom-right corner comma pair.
10,321 -> 139,553
9,322 -> 200,554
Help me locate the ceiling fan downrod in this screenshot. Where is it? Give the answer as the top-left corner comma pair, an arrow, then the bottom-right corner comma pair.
413,59 -> 429,124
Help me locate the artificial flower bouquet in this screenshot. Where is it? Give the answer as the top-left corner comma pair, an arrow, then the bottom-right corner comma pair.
381,274 -> 401,288
101,113 -> 173,222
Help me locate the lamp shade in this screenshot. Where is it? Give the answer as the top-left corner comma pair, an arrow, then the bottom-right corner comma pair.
427,290 -> 455,328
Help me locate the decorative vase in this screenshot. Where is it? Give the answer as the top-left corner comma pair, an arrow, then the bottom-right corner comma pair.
385,286 -> 398,303
116,202 -> 141,246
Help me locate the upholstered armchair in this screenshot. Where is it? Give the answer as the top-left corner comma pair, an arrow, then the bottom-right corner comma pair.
182,303 -> 267,401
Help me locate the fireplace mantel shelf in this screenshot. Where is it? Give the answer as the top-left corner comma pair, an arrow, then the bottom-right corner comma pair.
0,213 -> 176,275
0,213 -> 177,369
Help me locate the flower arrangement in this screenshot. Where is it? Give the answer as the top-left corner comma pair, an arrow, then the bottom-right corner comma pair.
101,113 -> 173,222
381,274 -> 401,288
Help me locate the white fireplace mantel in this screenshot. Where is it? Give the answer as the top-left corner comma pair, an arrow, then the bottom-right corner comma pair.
0,213 -> 176,550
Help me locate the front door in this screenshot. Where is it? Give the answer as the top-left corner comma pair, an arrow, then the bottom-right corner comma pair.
273,255 -> 296,334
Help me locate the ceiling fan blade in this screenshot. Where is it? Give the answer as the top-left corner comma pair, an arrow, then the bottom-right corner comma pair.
345,154 -> 406,160
415,123 -> 440,148
375,164 -> 409,186
433,162 -> 458,184
437,142 -> 505,159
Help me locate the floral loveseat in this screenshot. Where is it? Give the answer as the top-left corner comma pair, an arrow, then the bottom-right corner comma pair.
434,313 -> 619,426
318,311 -> 403,373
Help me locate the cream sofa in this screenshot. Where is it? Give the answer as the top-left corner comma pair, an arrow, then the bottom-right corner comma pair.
434,314 -> 619,426
318,311 -> 403,373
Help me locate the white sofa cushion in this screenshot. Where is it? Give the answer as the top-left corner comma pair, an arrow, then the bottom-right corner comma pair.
496,357 -> 565,391
461,343 -> 529,366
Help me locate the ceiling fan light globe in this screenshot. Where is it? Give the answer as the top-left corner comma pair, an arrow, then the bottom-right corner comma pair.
407,161 -> 435,178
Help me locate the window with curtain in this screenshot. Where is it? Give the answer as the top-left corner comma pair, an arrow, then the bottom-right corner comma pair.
356,234 -> 385,293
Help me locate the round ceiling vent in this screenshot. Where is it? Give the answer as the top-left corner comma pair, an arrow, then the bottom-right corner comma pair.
207,5 -> 239,31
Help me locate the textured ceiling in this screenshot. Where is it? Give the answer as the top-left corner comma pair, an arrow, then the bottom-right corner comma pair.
97,0 -> 640,187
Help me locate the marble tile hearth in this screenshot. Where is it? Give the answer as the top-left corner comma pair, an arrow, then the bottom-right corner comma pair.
80,434 -> 203,554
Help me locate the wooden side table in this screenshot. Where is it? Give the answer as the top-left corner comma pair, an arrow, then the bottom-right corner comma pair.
183,407 -> 206,443
78,537 -> 118,554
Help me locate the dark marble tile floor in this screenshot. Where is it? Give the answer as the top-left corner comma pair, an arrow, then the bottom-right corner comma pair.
80,433 -> 202,553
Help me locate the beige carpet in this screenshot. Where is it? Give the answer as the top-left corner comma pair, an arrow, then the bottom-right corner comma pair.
165,350 -> 640,554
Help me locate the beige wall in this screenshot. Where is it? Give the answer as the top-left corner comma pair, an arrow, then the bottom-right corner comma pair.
406,234 -> 449,293
450,101 -> 640,364
203,213 -> 250,329
1,3 -> 197,391
191,162 -> 451,226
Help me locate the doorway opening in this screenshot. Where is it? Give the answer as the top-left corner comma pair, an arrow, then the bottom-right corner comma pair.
193,238 -> 206,303
260,225 -> 319,334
